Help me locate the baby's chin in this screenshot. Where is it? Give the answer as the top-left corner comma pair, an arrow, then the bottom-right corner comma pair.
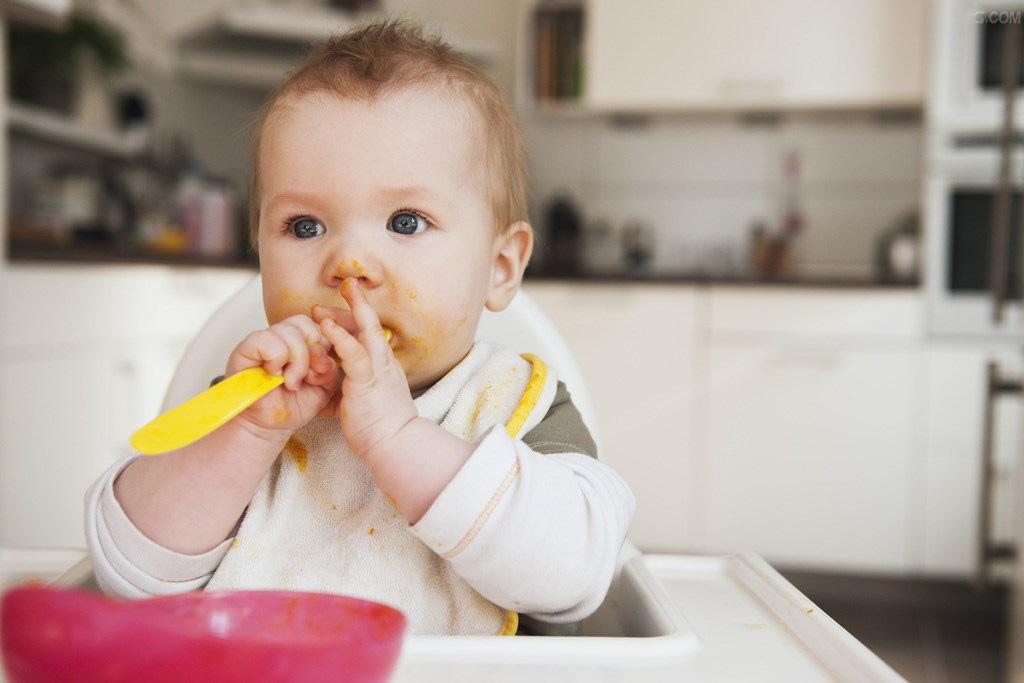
399,343 -> 475,394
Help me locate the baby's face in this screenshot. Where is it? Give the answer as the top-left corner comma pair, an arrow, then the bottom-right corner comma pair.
257,86 -> 497,391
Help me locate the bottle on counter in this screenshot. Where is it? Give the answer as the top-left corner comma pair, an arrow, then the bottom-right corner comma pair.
171,160 -> 238,259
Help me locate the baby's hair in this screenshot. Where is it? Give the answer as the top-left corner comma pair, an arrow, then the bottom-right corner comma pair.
246,19 -> 528,251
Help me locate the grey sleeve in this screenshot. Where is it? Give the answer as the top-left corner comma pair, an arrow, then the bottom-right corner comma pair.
520,381 -> 598,459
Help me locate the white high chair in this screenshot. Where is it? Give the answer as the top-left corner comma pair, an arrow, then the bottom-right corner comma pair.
54,276 -> 903,682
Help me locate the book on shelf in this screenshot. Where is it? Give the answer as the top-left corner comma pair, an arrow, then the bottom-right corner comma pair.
533,7 -> 583,102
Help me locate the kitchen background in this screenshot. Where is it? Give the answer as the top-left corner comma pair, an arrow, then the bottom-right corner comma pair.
0,0 -> 1021,681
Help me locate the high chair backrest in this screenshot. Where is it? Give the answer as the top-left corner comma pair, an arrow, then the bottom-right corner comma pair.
162,275 -> 601,448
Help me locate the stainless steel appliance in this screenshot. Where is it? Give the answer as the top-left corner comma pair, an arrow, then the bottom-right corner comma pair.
924,149 -> 1024,338
929,3 -> 1024,674
931,0 -> 1024,136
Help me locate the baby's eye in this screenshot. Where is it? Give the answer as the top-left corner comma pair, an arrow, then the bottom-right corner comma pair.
289,217 -> 325,239
387,211 -> 429,236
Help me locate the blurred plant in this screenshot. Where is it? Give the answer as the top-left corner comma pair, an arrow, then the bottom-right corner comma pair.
8,11 -> 128,112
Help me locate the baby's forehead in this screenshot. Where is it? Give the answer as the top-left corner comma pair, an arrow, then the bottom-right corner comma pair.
272,84 -> 486,148
265,84 -> 489,179
260,85 -> 493,215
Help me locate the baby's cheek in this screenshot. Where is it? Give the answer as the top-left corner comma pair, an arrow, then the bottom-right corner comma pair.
265,288 -> 342,324
264,288 -> 307,324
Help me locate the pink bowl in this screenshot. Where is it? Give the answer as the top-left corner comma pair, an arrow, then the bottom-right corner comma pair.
1,585 -> 406,683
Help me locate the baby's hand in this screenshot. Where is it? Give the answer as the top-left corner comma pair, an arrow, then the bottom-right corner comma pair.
313,277 -> 417,461
225,314 -> 343,441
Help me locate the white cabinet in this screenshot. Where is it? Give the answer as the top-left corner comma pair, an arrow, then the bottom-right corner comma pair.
0,265 -> 253,548
699,343 -> 920,572
525,282 -> 700,552
527,282 -> 944,575
583,0 -> 926,111
0,342 -> 180,548
697,288 -> 924,573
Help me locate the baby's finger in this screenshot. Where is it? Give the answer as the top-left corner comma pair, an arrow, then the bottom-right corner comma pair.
340,278 -> 391,365
278,314 -> 336,373
320,317 -> 374,385
305,349 -> 339,388
229,329 -> 290,376
271,323 -> 311,391
281,313 -> 332,348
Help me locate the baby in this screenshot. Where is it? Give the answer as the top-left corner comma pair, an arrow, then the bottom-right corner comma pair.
85,20 -> 635,636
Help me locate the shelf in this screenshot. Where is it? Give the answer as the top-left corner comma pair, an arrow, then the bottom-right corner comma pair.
6,103 -> 146,158
174,2 -> 498,90
218,2 -> 499,63
7,243 -> 259,270
219,0 -> 357,43
177,49 -> 296,90
2,0 -> 71,29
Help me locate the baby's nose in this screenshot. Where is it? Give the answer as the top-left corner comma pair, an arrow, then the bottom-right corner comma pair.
323,256 -> 378,289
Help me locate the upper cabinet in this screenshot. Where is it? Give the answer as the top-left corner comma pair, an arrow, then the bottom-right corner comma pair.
522,0 -> 928,113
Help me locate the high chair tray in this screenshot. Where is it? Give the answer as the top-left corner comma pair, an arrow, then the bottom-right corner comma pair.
2,550 -> 901,682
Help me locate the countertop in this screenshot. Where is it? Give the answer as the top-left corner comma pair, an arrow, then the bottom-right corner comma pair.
5,245 -> 919,290
524,269 -> 920,290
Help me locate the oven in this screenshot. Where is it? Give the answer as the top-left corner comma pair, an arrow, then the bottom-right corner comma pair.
931,0 -> 1024,135
924,149 -> 1024,337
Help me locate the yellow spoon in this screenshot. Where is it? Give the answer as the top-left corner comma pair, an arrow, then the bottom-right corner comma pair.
130,367 -> 285,455
130,327 -> 393,455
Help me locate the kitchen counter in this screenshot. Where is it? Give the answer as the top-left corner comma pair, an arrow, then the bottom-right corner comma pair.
524,269 -> 920,289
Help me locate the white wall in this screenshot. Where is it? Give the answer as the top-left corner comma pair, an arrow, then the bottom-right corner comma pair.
523,112 -> 923,279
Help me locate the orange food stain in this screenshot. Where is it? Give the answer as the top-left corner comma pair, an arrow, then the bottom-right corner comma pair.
368,527 -> 376,536
405,287 -> 418,301
280,289 -> 308,307
408,335 -> 431,356
284,436 -> 308,473
272,407 -> 291,424
230,538 -> 240,550
467,384 -> 495,434
350,259 -> 366,276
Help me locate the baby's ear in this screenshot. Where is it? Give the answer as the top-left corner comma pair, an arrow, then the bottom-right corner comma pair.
485,221 -> 534,312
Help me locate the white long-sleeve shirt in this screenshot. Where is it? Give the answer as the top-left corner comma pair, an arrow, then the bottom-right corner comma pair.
84,343 -> 635,632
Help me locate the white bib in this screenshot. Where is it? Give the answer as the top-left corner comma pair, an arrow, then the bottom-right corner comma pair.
205,341 -> 556,635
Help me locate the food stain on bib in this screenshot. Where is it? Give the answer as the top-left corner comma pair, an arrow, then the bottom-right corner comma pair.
368,527 -> 376,536
467,383 -> 496,436
284,436 -> 308,473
